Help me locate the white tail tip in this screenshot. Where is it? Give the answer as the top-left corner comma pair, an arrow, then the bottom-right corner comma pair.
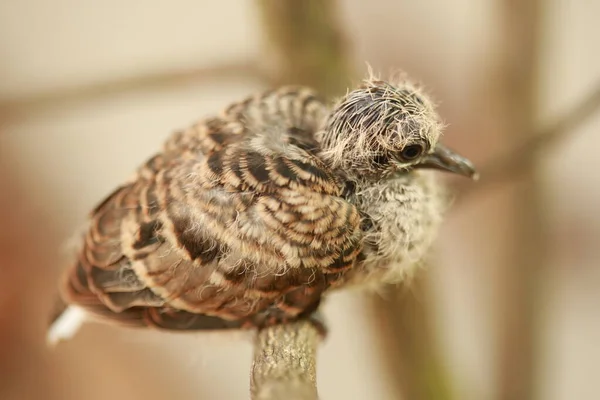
46,306 -> 86,346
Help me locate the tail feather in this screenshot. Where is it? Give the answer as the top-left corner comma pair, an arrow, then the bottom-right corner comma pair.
46,305 -> 87,346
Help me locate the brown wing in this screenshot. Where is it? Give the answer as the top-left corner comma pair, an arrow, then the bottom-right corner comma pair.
57,86 -> 362,331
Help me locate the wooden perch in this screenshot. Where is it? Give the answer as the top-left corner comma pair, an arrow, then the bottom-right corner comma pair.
250,3 -> 349,398
250,321 -> 321,400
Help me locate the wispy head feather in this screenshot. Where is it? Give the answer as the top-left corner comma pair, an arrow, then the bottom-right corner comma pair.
318,72 -> 443,180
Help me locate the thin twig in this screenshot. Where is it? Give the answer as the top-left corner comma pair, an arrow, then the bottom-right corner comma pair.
456,82 -> 600,203
251,321 -> 320,400
0,60 -> 268,124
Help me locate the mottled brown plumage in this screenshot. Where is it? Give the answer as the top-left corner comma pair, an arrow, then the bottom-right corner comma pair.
50,76 -> 476,340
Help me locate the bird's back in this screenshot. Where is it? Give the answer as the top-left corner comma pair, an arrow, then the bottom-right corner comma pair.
51,87 -> 363,336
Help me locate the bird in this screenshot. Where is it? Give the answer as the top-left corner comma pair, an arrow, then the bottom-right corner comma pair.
47,74 -> 477,344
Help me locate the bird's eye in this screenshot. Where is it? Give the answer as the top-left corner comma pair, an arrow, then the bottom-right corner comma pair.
400,144 -> 423,161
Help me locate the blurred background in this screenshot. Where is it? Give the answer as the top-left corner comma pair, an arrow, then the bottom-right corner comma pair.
1,1 -> 599,399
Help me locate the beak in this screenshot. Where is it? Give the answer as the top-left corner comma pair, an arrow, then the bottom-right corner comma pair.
414,144 -> 478,179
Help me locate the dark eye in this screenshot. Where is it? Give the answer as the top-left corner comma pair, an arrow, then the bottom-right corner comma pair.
400,144 -> 423,161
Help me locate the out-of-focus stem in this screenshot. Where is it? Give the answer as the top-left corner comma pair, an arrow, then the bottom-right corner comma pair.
255,0 -> 352,98
0,61 -> 267,125
494,1 -> 545,400
370,276 -> 456,400
456,83 -> 600,203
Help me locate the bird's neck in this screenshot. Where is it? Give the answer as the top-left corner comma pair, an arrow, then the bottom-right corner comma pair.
346,171 -> 446,286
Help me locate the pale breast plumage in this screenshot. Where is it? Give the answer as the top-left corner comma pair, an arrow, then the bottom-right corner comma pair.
57,87 -> 363,331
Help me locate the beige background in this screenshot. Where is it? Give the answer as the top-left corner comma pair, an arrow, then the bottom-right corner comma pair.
1,1 -> 599,399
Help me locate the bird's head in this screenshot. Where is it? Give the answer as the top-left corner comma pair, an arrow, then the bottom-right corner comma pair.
319,76 -> 477,182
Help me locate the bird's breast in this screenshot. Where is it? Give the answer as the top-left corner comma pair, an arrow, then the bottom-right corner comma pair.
351,172 -> 445,285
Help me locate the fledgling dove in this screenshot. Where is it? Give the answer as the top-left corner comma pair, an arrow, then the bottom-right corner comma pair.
48,75 -> 476,344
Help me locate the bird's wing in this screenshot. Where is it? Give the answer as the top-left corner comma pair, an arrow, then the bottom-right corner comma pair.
56,87 -> 363,332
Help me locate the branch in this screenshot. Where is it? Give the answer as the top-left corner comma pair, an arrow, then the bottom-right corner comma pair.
249,2 -> 349,399
456,82 -> 600,203
0,60 -> 269,124
250,321 -> 320,400
255,0 -> 353,98
370,280 -> 455,400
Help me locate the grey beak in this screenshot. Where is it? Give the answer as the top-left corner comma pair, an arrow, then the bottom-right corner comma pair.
414,144 -> 478,179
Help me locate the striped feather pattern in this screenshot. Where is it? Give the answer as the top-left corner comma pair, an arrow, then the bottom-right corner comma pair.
58,86 -> 363,331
